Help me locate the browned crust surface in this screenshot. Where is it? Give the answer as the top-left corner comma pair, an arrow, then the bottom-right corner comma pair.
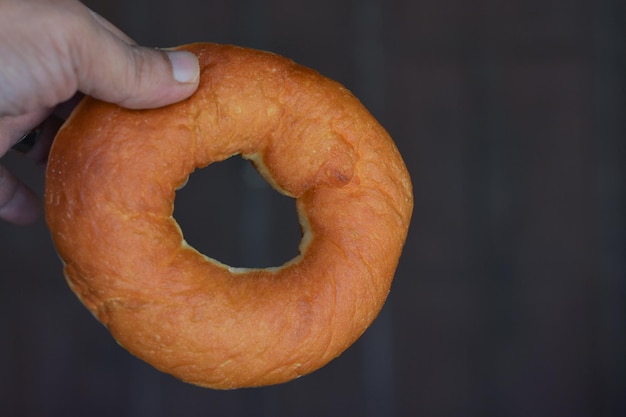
45,43 -> 413,389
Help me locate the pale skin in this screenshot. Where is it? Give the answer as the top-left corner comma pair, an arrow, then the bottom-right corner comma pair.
0,0 -> 200,224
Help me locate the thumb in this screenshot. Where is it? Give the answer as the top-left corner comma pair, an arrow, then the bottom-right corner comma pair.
73,11 -> 200,109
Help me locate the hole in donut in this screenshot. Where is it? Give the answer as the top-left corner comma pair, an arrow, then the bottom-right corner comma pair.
174,156 -> 302,269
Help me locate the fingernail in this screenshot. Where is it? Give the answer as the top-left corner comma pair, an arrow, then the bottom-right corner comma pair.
166,50 -> 200,84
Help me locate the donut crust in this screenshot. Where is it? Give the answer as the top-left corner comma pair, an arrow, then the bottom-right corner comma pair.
45,43 -> 413,389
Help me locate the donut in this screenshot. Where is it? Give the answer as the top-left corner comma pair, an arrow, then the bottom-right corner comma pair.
45,43 -> 413,389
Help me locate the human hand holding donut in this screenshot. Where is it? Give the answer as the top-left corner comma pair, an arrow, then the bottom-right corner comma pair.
2,0 -> 411,391
0,0 -> 199,224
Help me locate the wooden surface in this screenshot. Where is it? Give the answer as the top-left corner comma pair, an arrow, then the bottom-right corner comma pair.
0,0 -> 624,415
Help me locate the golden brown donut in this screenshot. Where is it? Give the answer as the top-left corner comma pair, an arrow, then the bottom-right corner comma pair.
45,43 -> 413,389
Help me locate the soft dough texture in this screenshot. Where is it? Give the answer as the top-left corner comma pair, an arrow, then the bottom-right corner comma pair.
45,43 -> 413,389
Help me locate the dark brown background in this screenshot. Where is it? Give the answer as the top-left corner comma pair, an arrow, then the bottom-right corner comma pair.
1,0 -> 624,416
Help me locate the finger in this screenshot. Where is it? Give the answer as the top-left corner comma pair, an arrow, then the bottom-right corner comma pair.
0,164 -> 40,225
2,92 -> 80,160
73,6 -> 200,109
86,47 -> 201,109
0,108 -> 52,155
12,115 -> 62,164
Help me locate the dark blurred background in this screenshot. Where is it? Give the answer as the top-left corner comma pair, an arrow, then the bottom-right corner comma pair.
1,0 -> 624,416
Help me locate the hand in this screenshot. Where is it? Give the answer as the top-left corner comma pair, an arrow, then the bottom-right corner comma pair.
0,0 -> 200,224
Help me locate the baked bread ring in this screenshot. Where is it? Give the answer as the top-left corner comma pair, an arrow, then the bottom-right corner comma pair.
45,43 -> 413,389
